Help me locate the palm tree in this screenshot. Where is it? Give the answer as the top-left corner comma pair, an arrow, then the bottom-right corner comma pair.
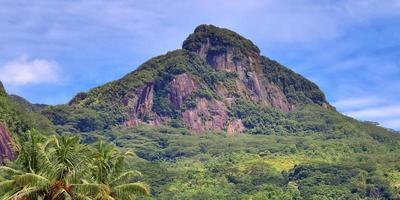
0,130 -> 91,200
72,140 -> 150,200
0,130 -> 150,200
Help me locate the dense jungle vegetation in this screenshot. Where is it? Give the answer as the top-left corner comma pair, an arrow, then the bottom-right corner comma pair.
86,112 -> 400,200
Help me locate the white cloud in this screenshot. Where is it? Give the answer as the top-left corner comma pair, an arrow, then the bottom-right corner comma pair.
344,105 -> 400,119
334,96 -> 400,130
342,104 -> 400,130
333,97 -> 383,110
346,107 -> 400,131
0,55 -> 61,86
380,119 -> 400,130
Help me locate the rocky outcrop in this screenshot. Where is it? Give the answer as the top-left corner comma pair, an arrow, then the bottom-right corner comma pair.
121,73 -> 246,134
206,46 -> 242,72
266,83 -> 291,112
182,98 -> 230,133
123,83 -> 157,126
0,123 -> 15,165
181,98 -> 244,134
168,73 -> 198,108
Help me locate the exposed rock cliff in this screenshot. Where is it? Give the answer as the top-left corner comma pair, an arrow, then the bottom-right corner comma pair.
66,24 -> 329,134
168,73 -> 198,108
123,83 -> 158,126
0,123 -> 15,164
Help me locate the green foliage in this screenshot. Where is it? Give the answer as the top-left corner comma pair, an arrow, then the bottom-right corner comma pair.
42,105 -> 109,133
89,124 -> 400,199
0,94 -> 54,135
231,98 -> 297,134
230,99 -> 392,141
261,56 -> 327,105
183,24 -> 260,58
289,163 -> 397,199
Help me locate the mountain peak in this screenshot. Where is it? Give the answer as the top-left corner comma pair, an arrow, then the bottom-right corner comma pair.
183,24 -> 260,59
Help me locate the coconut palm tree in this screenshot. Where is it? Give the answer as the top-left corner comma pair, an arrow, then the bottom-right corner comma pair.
72,140 -> 150,200
0,130 -> 150,200
0,130 -> 91,200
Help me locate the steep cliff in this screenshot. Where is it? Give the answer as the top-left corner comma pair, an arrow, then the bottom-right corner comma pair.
64,25 -> 329,134
0,123 -> 15,164
0,84 -> 16,163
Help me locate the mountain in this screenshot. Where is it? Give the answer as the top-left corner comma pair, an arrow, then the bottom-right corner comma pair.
60,24 -> 330,134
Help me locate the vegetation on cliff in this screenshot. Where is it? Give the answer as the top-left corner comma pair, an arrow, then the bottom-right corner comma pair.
183,24 -> 260,58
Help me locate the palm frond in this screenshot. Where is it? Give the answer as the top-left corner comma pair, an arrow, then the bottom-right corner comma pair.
0,180 -> 15,194
5,187 -> 42,200
71,183 -> 108,196
94,193 -> 116,200
112,182 -> 150,199
109,170 -> 142,187
14,173 -> 50,189
43,135 -> 58,150
0,166 -> 22,176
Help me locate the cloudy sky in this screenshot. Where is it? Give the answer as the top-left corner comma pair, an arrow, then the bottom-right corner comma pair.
1,0 -> 399,130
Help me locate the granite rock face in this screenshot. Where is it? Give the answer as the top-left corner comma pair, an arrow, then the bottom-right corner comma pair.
168,73 -> 198,108
123,83 -> 159,126
182,98 -> 229,133
0,123 -> 15,164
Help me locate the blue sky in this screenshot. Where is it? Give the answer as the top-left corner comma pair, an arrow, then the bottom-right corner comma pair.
1,0 -> 400,130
